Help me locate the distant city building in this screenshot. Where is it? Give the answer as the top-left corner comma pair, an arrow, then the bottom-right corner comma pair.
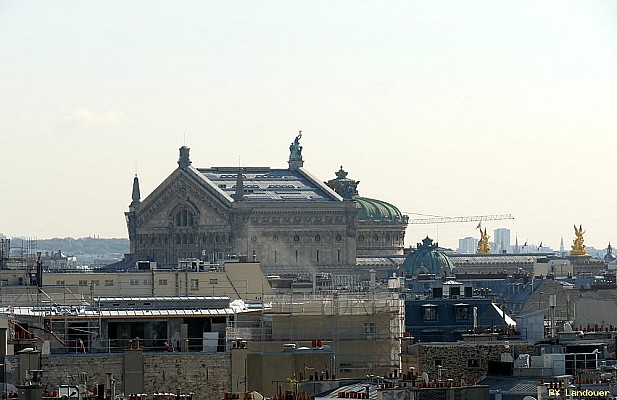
43,250 -> 77,270
605,243 -> 616,263
458,237 -> 478,254
493,228 -> 511,254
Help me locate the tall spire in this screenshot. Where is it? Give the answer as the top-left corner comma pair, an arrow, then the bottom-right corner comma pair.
233,168 -> 245,201
130,174 -> 141,207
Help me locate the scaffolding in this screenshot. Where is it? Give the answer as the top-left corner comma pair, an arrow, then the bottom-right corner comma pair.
0,237 -> 37,271
228,291 -> 405,378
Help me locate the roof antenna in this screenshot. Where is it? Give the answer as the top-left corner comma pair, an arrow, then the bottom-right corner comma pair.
183,133 -> 187,146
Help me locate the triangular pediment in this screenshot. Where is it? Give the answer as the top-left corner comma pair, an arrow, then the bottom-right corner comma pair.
136,167 -> 232,227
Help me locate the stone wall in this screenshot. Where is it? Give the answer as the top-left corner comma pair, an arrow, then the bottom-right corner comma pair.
11,352 -> 231,400
403,342 -> 534,383
142,353 -> 230,399
41,353 -> 123,389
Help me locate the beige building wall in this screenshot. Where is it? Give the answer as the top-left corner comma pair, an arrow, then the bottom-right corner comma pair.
231,347 -> 334,398
534,260 -> 572,277
574,297 -> 617,327
39,262 -> 273,301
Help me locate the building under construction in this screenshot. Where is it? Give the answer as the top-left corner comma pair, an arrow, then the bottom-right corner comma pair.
229,291 -> 405,380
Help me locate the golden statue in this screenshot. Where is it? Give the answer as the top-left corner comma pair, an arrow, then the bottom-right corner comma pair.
477,228 -> 491,254
570,224 -> 587,256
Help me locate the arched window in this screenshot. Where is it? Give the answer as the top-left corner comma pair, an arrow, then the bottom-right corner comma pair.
174,209 -> 194,227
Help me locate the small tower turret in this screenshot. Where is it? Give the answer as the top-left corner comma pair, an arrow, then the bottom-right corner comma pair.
130,174 -> 141,208
326,166 -> 359,200
178,146 -> 192,169
604,243 -> 616,262
233,168 -> 245,202
125,174 -> 141,252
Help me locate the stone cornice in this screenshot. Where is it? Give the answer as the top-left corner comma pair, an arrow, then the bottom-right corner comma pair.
247,211 -> 348,225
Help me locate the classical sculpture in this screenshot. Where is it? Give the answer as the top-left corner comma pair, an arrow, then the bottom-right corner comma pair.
289,131 -> 303,161
570,224 -> 587,256
477,228 -> 491,254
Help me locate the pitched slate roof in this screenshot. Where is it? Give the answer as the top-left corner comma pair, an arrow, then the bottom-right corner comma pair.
198,167 -> 339,202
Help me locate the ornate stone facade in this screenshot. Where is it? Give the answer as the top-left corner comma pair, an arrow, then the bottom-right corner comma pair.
125,137 -> 408,271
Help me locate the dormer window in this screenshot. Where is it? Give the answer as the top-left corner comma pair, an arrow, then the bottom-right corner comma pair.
175,209 -> 194,226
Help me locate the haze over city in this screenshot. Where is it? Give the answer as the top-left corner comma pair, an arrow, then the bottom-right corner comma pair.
1,1 -> 616,250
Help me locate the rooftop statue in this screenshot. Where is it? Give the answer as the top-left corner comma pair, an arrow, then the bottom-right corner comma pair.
570,224 -> 587,256
477,227 -> 491,254
289,131 -> 303,161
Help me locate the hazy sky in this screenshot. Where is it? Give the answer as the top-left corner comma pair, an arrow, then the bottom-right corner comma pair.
1,1 -> 616,251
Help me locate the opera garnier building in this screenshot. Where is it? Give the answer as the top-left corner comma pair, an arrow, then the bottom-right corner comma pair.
124,133 -> 407,273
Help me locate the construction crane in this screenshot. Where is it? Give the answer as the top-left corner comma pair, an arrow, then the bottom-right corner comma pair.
406,213 -> 514,224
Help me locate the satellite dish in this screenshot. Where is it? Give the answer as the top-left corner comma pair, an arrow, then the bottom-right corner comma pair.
422,372 -> 429,384
522,396 -> 537,400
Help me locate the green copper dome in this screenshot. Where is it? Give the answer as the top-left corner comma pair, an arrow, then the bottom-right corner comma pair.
355,196 -> 404,222
325,166 -> 405,222
402,237 -> 453,276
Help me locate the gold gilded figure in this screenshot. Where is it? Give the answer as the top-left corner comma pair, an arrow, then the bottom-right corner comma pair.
571,224 -> 587,256
477,228 -> 491,254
